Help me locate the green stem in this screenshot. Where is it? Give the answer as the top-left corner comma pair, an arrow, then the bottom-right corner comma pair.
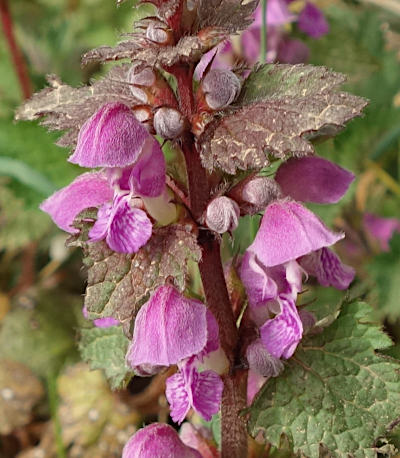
260,0 -> 268,63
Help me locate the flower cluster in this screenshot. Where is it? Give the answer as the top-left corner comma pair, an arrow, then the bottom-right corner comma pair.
30,0 -> 368,455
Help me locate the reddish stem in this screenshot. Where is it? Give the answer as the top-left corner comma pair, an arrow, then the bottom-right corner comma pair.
173,63 -> 248,458
0,0 -> 32,100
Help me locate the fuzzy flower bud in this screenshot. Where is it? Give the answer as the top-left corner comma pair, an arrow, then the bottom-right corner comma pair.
123,423 -> 201,458
127,63 -> 156,103
205,196 -> 240,233
242,177 -> 282,208
154,107 -> 185,139
146,20 -> 174,45
201,69 -> 241,110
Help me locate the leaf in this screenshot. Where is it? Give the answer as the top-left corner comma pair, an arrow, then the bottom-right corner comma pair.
0,360 -> 44,435
367,233 -> 400,323
57,363 -> 139,448
248,301 -> 400,458
69,219 -> 201,327
79,326 -> 132,389
199,64 -> 368,174
0,291 -> 81,377
82,35 -> 215,67
15,65 -> 142,148
194,0 -> 259,34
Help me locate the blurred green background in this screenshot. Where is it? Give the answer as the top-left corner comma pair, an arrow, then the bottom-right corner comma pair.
0,0 -> 400,456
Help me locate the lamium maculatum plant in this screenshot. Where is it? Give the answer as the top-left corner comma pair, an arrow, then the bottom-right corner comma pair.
16,1 -> 400,457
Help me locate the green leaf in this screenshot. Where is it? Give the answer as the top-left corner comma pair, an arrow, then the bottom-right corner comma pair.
367,233 -> 400,323
68,219 -> 201,328
200,64 -> 367,174
79,326 -> 132,390
248,301 -> 400,457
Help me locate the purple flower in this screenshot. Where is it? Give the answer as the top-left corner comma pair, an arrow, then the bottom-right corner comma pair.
126,286 -> 209,372
277,38 -> 310,64
126,285 -> 225,423
166,362 -> 224,423
247,200 -> 344,267
40,172 -> 113,233
275,157 -> 355,204
364,213 -> 400,251
260,295 -> 303,359
122,423 -> 201,458
298,2 -> 329,39
69,102 -> 150,168
299,247 -> 355,290
41,138 -> 166,253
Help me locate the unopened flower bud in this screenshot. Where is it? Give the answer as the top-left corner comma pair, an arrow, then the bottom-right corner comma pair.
205,196 -> 240,233
131,105 -> 153,127
154,107 -> 185,139
127,63 -> 156,103
146,20 -> 173,45
201,69 -> 241,110
246,339 -> 284,378
242,176 -> 282,207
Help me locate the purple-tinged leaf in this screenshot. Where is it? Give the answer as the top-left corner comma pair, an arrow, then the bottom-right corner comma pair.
15,65 -> 142,148
199,64 -> 367,174
67,219 -> 201,332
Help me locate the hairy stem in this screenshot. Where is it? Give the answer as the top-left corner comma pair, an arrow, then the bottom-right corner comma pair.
260,0 -> 268,64
174,65 -> 248,458
0,0 -> 32,99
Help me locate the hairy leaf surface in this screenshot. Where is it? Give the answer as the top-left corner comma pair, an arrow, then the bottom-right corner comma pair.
200,64 -> 368,174
15,65 -> 140,148
69,216 -> 201,328
248,301 -> 400,457
79,326 -> 131,389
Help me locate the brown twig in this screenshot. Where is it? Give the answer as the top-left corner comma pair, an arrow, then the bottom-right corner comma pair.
0,0 -> 32,100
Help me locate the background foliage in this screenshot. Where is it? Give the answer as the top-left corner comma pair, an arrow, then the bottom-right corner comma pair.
1,0 -> 400,456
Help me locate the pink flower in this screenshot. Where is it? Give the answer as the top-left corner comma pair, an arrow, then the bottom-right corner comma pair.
275,157 -> 355,204
364,213 -> 400,251
299,247 -> 355,290
166,362 -> 224,423
126,285 -> 225,423
298,2 -> 329,39
248,200 -> 344,268
122,423 -> 201,458
40,137 -> 166,253
69,102 -> 150,168
260,295 -> 303,359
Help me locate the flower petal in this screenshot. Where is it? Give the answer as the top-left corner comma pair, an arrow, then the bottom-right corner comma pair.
249,200 -> 344,267
364,213 -> 400,251
69,102 -> 150,168
275,157 -> 355,204
298,2 -> 329,38
40,172 -> 112,233
165,370 -> 192,424
106,202 -> 152,253
166,364 -> 223,424
122,423 -> 202,458
126,286 -> 208,369
260,296 -> 303,359
129,138 -> 166,197
300,247 -> 355,290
